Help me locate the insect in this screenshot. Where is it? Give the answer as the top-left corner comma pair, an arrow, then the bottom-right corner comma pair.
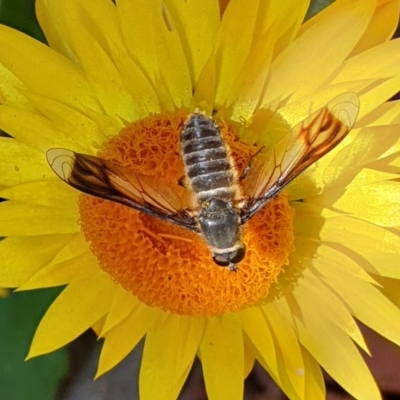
47,93 -> 359,271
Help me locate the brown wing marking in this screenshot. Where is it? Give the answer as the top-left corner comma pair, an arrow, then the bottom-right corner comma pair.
46,148 -> 198,231
241,93 -> 360,222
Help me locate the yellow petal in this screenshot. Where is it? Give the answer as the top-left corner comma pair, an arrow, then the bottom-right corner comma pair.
0,139 -> 52,186
153,4 -> 198,109
264,0 -> 375,103
271,296 -> 325,400
0,201 -> 79,236
117,0 -> 158,82
199,315 -> 244,400
213,0 -> 259,108
324,181 -> 400,227
262,303 -> 305,398
39,0 -> 120,66
320,215 -> 400,279
357,99 -> 400,127
0,24 -> 100,112
291,202 -> 337,238
81,106 -> 124,137
0,105 -> 89,153
391,155 -> 400,169
277,81 -> 371,128
28,273 -> 117,357
286,169 -> 325,201
326,125 -> 398,168
290,268 -> 369,353
243,343 -> 255,378
0,96 -> 111,153
289,164 -> 399,201
71,0 -> 121,53
314,242 -> 378,285
287,123 -> 400,201
91,315 -> 107,337
100,288 -> 140,335
79,0 -> 161,117
287,124 -> 400,196
272,296 -> 327,400
315,259 -> 400,347
361,75 -> 400,119
226,23 -> 276,120
288,286 -> 380,400
301,347 -> 326,400
35,0 -> 78,62
323,168 -> 398,193
0,62 -> 34,109
118,0 -> 192,110
97,302 -> 166,376
0,234 -> 76,287
192,53 -> 218,114
196,0 -> 277,112
374,275 -> 400,309
22,93 -> 108,150
53,2 -> 137,121
265,0 -> 310,56
106,50 -> 161,118
18,251 -> 99,290
0,181 -> 78,208
349,0 -> 400,56
140,314 -> 204,400
332,39 -> 400,118
163,0 -> 220,85
47,232 -> 90,265
239,307 -> 279,380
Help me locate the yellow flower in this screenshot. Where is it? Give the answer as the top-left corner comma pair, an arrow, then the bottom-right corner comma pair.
1,0 -> 400,399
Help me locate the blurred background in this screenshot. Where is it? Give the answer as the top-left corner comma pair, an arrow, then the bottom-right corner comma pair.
0,0 -> 400,399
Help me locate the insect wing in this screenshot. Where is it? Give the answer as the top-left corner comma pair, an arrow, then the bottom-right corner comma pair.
46,149 -> 198,231
241,93 -> 360,222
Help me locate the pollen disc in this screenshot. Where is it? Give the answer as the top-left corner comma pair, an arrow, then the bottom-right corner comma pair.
79,111 -> 295,317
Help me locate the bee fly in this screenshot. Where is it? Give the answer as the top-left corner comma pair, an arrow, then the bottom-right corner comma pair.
47,93 -> 359,271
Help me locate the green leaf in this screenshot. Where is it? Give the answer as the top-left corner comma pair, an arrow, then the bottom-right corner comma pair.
0,0 -> 46,42
0,289 -> 68,400
306,0 -> 336,20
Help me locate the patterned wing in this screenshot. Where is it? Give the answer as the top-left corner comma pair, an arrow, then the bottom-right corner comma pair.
47,149 -> 199,231
241,93 -> 360,222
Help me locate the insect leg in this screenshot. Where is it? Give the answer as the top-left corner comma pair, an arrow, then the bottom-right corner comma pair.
239,145 -> 265,181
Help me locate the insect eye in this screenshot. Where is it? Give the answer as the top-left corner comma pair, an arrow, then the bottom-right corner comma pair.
229,246 -> 246,264
212,246 -> 246,267
212,254 -> 230,267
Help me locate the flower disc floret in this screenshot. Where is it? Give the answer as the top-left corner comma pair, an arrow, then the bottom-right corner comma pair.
79,111 -> 295,316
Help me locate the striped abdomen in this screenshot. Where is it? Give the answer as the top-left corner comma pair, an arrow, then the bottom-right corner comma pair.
181,113 -> 237,202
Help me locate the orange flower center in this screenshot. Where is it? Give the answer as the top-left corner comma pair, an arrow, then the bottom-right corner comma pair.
79,111 -> 294,317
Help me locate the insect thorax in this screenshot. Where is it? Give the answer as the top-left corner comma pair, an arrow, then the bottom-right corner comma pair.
198,197 -> 242,250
